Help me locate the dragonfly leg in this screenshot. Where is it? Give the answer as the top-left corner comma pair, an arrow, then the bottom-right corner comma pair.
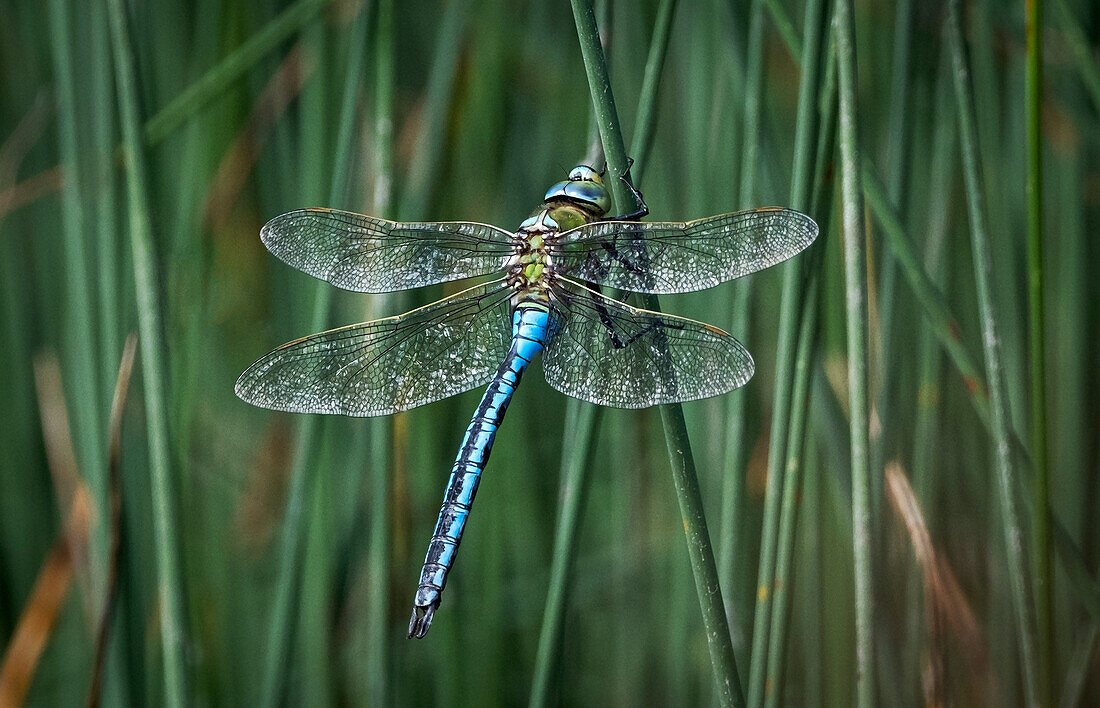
607,157 -> 649,221
589,292 -> 684,349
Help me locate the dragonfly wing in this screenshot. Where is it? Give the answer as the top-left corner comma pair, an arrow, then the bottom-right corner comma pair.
543,280 -> 754,408
552,207 -> 817,294
235,280 -> 514,416
261,208 -> 515,293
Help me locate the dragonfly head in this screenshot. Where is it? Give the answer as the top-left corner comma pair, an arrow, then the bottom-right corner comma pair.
543,164 -> 611,216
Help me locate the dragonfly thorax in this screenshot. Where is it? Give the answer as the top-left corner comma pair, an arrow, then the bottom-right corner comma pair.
506,209 -> 560,292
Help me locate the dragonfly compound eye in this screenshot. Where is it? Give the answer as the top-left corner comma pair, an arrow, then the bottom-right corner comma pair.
544,174 -> 611,216
568,164 -> 602,183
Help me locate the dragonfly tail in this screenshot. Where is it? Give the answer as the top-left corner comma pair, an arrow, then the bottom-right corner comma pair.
407,301 -> 552,638
408,603 -> 438,639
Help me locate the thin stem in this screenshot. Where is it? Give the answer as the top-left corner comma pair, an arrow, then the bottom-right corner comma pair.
734,1 -> 769,697
259,7 -> 372,705
529,403 -> 603,708
745,0 -> 826,701
397,0 -> 470,220
833,0 -> 874,704
1025,0 -> 1053,699
143,0 -> 333,146
364,0 -> 394,704
530,1 -> 677,703
570,1 -> 743,704
869,0 -> 914,571
764,248 -> 821,708
49,0 -> 110,608
1053,0 -> 1100,116
628,0 -> 677,184
905,42 -> 955,701
945,1 -> 1040,704
761,0 -> 801,60
763,17 -> 836,703
104,0 -> 188,704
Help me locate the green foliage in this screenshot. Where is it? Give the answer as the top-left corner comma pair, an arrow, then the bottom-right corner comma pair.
0,0 -> 1097,705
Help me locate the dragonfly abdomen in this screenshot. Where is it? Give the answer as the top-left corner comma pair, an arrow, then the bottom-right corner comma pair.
409,300 -> 552,638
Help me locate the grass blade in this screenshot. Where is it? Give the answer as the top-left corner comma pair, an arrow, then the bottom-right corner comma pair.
47,0 -> 108,610
746,0 -> 827,701
945,1 -> 1040,703
528,403 -> 602,708
531,3 -> 676,700
259,6 -> 372,704
833,0 -> 874,703
143,0 -> 333,146
570,1 -> 743,703
763,20 -> 837,704
104,0 -> 188,703
364,1 -> 395,704
1024,0 -> 1054,698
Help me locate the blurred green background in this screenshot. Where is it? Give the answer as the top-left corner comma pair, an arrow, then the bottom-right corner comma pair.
0,0 -> 1097,704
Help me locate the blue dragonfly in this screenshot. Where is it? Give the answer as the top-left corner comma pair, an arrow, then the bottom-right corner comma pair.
236,165 -> 818,637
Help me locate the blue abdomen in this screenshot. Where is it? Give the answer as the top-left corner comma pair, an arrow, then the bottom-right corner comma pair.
408,300 -> 553,637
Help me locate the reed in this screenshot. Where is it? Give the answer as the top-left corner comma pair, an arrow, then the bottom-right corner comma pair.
105,0 -> 188,703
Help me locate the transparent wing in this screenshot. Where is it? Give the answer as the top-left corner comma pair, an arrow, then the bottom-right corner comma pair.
235,280 -> 513,416
261,208 -> 515,293
543,279 -> 754,408
551,207 -> 817,294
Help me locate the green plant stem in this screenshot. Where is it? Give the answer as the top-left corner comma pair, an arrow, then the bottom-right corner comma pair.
945,1 -> 1040,704
397,0 -> 470,220
47,0 -> 108,603
90,1 -> 121,417
1054,0 -> 1100,115
905,42 -> 955,701
863,161 -> 1100,629
716,0 -> 764,641
762,20 -> 836,705
143,0 -> 333,146
531,2 -> 675,701
104,0 -> 188,704
259,7 -> 371,705
1025,0 -> 1053,700
764,248 -> 821,708
364,1 -> 394,704
628,0 -> 677,183
570,1 -> 742,704
732,0 -> 766,694
745,0 -> 826,702
529,402 -> 603,708
869,0 -> 914,557
833,0 -> 873,704
760,0 -> 801,60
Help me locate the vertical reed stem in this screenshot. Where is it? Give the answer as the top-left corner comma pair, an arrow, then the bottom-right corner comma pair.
570,1 -> 743,704
365,1 -> 395,704
530,2 -> 676,701
833,0 -> 874,703
104,0 -> 188,703
945,1 -> 1040,703
746,0 -> 826,701
1025,0 -> 1054,699
528,403 -> 603,708
260,7 -> 371,704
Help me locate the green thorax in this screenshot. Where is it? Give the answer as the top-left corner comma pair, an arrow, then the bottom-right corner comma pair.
507,165 -> 611,296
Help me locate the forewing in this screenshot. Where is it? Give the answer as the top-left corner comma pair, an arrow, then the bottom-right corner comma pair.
261,208 -> 515,293
552,207 -> 817,294
543,280 -> 754,408
235,281 -> 513,416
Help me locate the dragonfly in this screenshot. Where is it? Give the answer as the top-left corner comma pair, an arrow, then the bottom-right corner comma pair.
236,164 -> 818,638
